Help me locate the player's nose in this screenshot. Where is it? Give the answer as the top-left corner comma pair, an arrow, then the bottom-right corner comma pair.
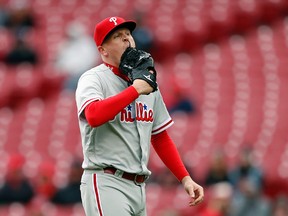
123,37 -> 131,46
123,36 -> 129,41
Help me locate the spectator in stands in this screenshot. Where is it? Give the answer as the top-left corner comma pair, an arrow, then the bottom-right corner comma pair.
4,1 -> 35,37
230,176 -> 271,216
198,182 -> 233,216
54,20 -> 99,91
33,161 -> 56,201
204,149 -> 230,186
50,159 -> 83,205
0,154 -> 34,204
271,195 -> 288,216
168,94 -> 196,114
4,37 -> 38,65
228,147 -> 271,216
168,87 -> 196,115
132,12 -> 154,53
228,147 -> 263,190
0,3 -> 8,27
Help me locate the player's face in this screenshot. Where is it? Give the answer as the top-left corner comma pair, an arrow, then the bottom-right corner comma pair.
100,28 -> 136,66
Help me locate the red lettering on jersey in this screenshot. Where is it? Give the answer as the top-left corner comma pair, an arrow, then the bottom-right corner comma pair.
120,109 -> 134,122
121,102 -> 153,123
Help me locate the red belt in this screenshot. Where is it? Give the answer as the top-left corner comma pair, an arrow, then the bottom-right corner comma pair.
103,167 -> 148,185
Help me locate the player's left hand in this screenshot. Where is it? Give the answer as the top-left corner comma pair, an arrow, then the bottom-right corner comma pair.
119,47 -> 158,92
181,176 -> 204,206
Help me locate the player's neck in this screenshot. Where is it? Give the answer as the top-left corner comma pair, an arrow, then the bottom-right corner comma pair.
103,62 -> 130,82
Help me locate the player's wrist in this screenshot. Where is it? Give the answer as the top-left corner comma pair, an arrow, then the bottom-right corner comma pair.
132,80 -> 153,95
181,176 -> 193,184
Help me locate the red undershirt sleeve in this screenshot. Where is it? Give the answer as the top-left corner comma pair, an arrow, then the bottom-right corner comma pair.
151,130 -> 189,182
84,86 -> 139,127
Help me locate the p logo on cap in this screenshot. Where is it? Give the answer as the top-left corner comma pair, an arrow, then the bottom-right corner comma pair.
94,16 -> 136,47
109,17 -> 118,25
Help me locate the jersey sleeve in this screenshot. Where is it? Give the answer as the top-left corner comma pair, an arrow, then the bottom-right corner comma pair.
75,71 -> 104,119
151,89 -> 174,135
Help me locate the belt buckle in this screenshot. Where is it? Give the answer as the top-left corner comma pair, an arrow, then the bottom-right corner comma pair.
134,174 -> 149,185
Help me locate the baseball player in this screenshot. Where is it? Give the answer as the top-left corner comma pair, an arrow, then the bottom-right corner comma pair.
75,16 -> 204,216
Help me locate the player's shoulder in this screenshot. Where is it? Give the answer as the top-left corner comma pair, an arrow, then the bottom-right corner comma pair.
82,64 -> 108,75
79,64 -> 109,81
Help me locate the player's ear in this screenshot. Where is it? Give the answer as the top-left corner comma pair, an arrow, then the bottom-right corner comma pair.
98,46 -> 108,56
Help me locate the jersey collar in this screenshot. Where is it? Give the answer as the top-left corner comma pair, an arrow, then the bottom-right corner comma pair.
103,62 -> 130,82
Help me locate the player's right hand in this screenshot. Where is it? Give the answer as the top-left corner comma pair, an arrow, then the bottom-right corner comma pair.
132,78 -> 153,95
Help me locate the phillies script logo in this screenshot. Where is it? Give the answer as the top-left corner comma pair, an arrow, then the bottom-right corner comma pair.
120,102 -> 153,122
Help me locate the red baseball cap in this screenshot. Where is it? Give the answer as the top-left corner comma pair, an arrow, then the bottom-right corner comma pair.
94,16 -> 136,47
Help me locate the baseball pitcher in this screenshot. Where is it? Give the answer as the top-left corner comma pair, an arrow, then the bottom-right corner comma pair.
75,16 -> 204,216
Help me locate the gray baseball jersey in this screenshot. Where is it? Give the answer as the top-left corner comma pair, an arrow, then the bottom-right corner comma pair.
76,63 -> 174,215
75,63 -> 173,175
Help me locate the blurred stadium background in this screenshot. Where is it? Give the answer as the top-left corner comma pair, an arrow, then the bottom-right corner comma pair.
0,0 -> 288,215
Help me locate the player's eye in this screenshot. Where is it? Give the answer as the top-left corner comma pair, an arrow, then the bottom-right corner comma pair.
114,34 -> 120,38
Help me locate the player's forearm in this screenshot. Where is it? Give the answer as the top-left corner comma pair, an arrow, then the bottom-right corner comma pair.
151,131 -> 189,181
85,86 -> 139,127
